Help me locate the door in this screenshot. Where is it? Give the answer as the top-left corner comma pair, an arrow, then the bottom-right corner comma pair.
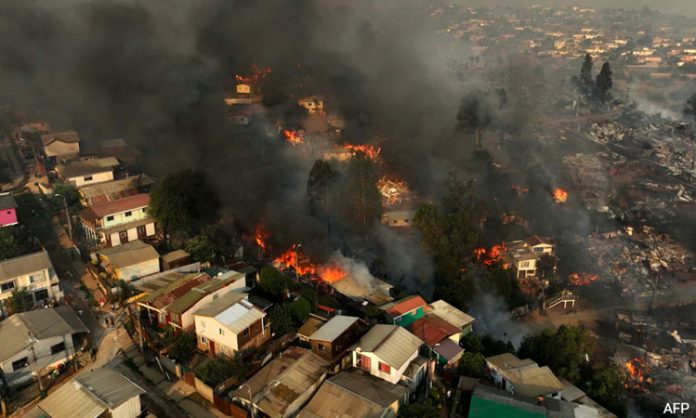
209,340 -> 216,355
137,225 -> 146,239
360,354 -> 371,371
119,230 -> 129,244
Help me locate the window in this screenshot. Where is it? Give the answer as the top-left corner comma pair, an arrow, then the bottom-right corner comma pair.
379,362 -> 391,373
142,208 -> 147,213
106,215 -> 114,222
219,328 -> 225,336
534,247 -> 544,253
29,272 -> 45,283
125,211 -> 132,217
83,175 -> 93,181
50,342 -> 66,355
200,336 -> 207,344
242,328 -> 250,336
520,261 -> 530,268
317,343 -> 325,352
1,281 -> 15,293
11,358 -> 28,371
35,289 -> 49,301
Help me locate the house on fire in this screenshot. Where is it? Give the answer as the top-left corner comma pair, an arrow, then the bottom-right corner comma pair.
502,236 -> 555,279
485,353 -> 565,399
55,156 -> 121,187
231,347 -> 328,418
0,306 -> 88,386
194,290 -> 270,356
351,324 -> 426,390
80,193 -> 156,248
0,250 -> 63,316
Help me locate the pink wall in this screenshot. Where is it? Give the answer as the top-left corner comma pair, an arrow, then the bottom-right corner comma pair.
0,208 -> 18,227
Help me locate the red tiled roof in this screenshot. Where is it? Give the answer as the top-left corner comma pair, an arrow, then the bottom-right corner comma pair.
384,296 -> 428,317
89,193 -> 150,218
409,315 -> 461,347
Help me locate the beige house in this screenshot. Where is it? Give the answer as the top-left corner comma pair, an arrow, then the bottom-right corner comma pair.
351,324 -> 423,385
37,131 -> 80,160
0,307 -> 88,386
194,291 -> 270,356
96,240 -> 160,282
503,236 -> 554,279
80,193 -> 156,248
381,210 -> 416,228
0,250 -> 63,315
56,157 -> 120,187
486,353 -> 565,398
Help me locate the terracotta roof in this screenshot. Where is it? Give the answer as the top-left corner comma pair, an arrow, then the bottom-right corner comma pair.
380,295 -> 428,317
86,193 -> 150,218
409,315 -> 461,346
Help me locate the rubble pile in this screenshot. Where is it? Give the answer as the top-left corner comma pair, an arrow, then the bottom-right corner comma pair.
562,153 -> 612,211
590,122 -> 625,144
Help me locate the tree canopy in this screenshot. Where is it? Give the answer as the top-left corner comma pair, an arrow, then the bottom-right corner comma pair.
7,288 -> 33,314
580,53 -> 594,88
0,229 -> 17,260
149,169 -> 221,239
258,266 -> 288,298
341,154 -> 382,235
196,354 -> 247,387
587,367 -> 628,418
683,93 -> 696,123
168,331 -> 196,365
185,224 -> 236,263
307,159 -> 338,217
595,62 -> 613,102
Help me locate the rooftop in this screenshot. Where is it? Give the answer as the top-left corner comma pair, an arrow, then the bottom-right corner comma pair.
298,317 -> 326,340
486,353 -> 565,398
83,193 -> 150,219
430,299 -> 475,329
198,294 -> 264,334
354,324 -> 423,369
468,385 -> 546,418
0,250 -> 54,282
56,157 -> 120,178
232,347 -> 328,417
380,295 -> 428,317
0,193 -> 17,210
409,314 -> 462,346
77,174 -> 153,206
138,273 -> 211,309
99,240 -> 159,269
309,315 -> 359,343
166,272 -> 245,315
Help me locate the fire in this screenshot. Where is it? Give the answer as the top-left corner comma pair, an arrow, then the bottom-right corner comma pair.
568,272 -> 599,286
475,243 -> 507,266
552,188 -> 568,203
344,144 -> 381,160
283,129 -> 304,145
377,176 -> 410,207
624,357 -> 651,391
235,64 -> 272,84
255,224 -> 270,252
317,265 -> 347,283
273,244 -> 316,276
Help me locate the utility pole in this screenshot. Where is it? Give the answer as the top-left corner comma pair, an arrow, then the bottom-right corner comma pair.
54,193 -> 72,242
28,333 -> 44,396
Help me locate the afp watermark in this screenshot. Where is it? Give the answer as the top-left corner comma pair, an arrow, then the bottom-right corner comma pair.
663,402 -> 690,415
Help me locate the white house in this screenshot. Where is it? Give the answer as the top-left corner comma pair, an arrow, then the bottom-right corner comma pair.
194,291 -> 270,356
80,193 -> 156,247
55,157 -> 120,187
35,367 -> 145,418
351,324 -> 423,385
485,353 -> 565,398
0,250 -> 63,316
0,307 -> 88,386
96,240 -> 160,282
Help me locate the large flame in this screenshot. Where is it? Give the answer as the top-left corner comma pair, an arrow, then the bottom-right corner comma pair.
624,357 -> 650,391
317,265 -> 347,283
568,272 -> 599,286
377,176 -> 409,207
255,224 -> 270,252
344,144 -> 381,160
553,188 -> 568,203
273,244 -> 316,276
474,243 -> 507,266
283,129 -> 304,145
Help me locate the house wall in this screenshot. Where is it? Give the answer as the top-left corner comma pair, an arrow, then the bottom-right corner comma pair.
2,333 -> 78,386
352,350 -> 417,384
393,307 -> 425,328
114,258 -> 160,282
110,395 -> 142,418
0,208 -> 18,227
0,267 -> 61,308
68,171 -> 113,187
102,206 -> 149,229
179,282 -> 246,330
195,316 -> 239,354
530,243 -> 554,254
100,219 -> 156,247
310,322 -> 360,362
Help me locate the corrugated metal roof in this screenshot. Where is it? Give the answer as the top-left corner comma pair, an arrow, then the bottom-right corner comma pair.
297,317 -> 326,340
38,378 -> 105,418
166,274 -> 245,315
309,316 -> 358,343
328,369 -> 408,407
215,300 -> 264,335
0,250 -> 53,282
233,347 -> 328,418
486,354 -> 565,397
297,380 -> 384,418
430,300 -> 475,328
56,157 -> 119,178
99,240 -> 159,269
138,273 -> 210,307
85,193 -> 150,218
75,367 -> 145,408
355,324 -> 423,369
193,291 -> 248,317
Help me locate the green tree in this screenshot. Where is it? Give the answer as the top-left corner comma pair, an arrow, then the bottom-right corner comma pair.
683,93 -> 696,124
595,62 -> 613,102
168,331 -> 196,364
0,229 -> 17,260
483,265 -> 524,308
196,355 -> 247,387
399,398 -> 440,418
258,266 -> 288,297
185,224 -> 235,263
459,352 -> 486,377
149,169 -> 221,240
587,367 -> 628,418
342,154 -> 382,235
53,182 -> 81,209
289,297 -> 312,323
518,325 -> 596,383
580,53 -> 594,88
269,304 -> 296,335
7,288 -> 33,314
307,159 -> 338,217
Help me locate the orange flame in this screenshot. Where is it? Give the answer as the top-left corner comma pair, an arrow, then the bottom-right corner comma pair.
377,176 -> 410,207
553,188 -> 568,203
475,243 -> 507,266
255,224 -> 270,252
568,272 -> 599,286
624,357 -> 650,391
273,244 -> 317,276
344,144 -> 381,160
317,265 -> 347,283
283,129 -> 304,145
235,64 -> 272,84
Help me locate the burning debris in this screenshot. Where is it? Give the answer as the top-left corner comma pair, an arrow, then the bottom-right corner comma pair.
235,64 -> 272,84
282,129 -> 305,145
624,357 -> 651,392
255,224 -> 270,253
474,243 -> 506,266
377,176 -> 410,208
343,143 -> 381,160
568,272 -> 599,287
552,187 -> 568,204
